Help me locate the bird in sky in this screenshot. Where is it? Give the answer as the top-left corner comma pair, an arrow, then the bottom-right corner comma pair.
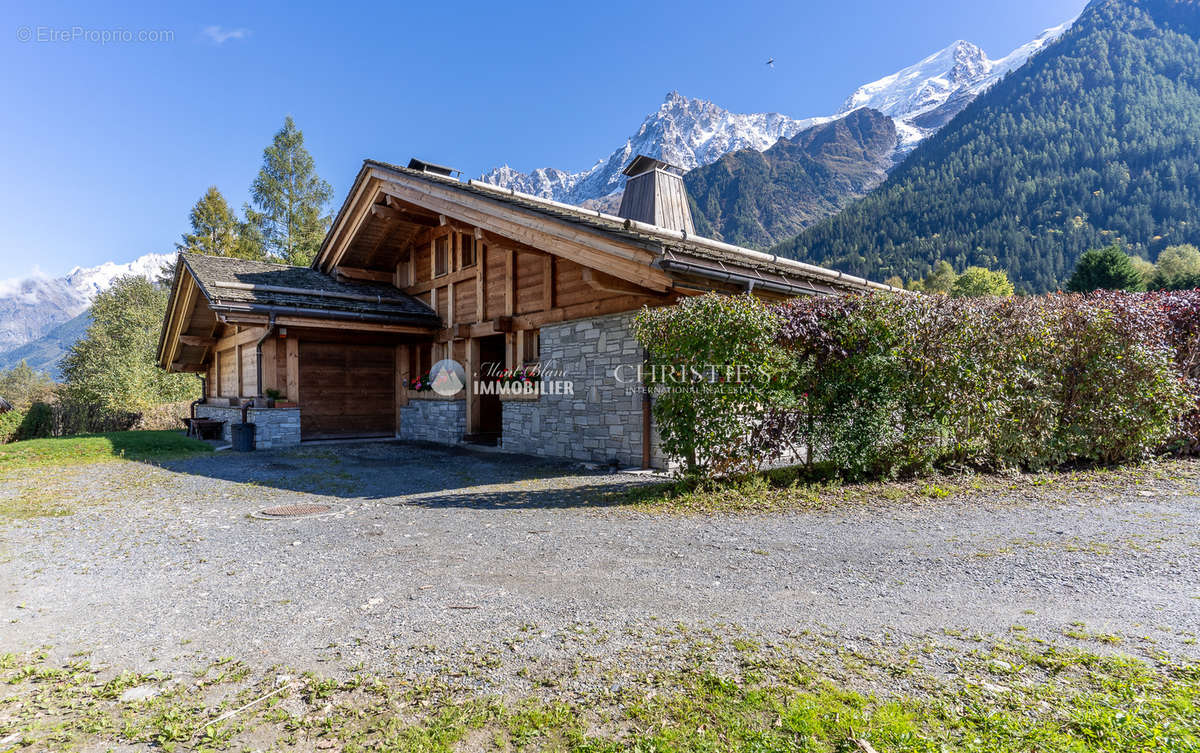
766,57 -> 775,68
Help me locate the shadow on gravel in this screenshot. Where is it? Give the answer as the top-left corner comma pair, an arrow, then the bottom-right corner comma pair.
156,440 -> 651,509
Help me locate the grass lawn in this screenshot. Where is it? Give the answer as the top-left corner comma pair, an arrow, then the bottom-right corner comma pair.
1,630 -> 1196,752
0,430 -> 211,472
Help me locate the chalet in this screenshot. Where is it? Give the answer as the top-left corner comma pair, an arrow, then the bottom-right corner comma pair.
158,156 -> 893,467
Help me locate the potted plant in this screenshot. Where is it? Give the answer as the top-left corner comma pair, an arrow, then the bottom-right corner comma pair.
263,388 -> 284,408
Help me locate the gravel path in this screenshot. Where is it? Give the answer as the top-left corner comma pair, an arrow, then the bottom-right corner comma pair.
2,441 -> 1198,677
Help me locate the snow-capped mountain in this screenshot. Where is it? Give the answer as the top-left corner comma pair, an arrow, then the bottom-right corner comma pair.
841,21 -> 1072,149
483,19 -> 1072,205
483,93 -> 832,207
0,252 -> 172,355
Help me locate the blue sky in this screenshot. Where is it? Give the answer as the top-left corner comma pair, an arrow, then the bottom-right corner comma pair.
1,0 -> 1086,279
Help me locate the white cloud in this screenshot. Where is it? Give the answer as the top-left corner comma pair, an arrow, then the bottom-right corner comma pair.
0,267 -> 46,298
202,25 -> 251,44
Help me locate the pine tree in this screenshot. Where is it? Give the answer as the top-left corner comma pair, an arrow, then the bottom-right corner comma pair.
177,186 -> 262,259
1066,245 -> 1145,292
247,116 -> 333,266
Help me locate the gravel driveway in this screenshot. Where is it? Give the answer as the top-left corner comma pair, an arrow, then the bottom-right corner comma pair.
2,441 -> 1198,677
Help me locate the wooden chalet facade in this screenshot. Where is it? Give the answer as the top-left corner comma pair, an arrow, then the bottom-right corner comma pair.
158,156 -> 893,466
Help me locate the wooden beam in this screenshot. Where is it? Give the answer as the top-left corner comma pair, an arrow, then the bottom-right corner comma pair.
543,255 -> 554,312
335,265 -> 394,283
511,293 -> 673,331
235,343 -> 243,399
582,268 -> 656,295
178,334 -> 216,347
466,337 -> 480,434
395,344 -> 409,419
404,264 -> 477,294
476,244 -> 486,321
504,248 -> 515,317
384,194 -> 441,226
214,326 -> 269,353
286,337 -> 300,403
320,177 -> 379,272
378,178 -> 672,292
272,316 -> 438,335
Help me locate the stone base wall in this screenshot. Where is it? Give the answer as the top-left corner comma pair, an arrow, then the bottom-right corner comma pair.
193,405 -> 301,449
399,398 -> 466,444
501,311 -> 665,468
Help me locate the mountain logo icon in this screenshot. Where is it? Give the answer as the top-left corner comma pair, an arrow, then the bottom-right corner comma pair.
430,359 -> 466,396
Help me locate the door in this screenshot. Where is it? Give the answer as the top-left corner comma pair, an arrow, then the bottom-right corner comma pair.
476,335 -> 505,436
298,342 -> 395,440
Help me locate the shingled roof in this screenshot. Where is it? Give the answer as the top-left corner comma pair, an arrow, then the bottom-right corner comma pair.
356,159 -> 898,295
179,253 -> 439,325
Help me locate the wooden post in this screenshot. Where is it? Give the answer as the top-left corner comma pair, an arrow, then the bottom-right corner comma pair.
235,343 -> 243,398
504,248 -> 515,317
447,281 -> 455,325
465,337 -> 479,434
476,244 -> 486,321
543,255 -> 554,312
286,337 -> 300,404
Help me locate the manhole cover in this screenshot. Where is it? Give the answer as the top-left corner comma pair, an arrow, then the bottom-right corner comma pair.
257,504 -> 333,518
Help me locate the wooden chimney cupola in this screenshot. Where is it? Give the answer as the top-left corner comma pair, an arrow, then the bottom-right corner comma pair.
616,155 -> 695,235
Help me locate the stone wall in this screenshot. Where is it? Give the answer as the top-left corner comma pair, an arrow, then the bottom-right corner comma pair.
193,404 -> 301,449
501,311 -> 665,468
399,398 -> 466,444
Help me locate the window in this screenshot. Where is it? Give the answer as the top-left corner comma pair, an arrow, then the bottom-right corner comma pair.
461,234 -> 476,267
522,329 -> 540,366
434,235 -> 450,277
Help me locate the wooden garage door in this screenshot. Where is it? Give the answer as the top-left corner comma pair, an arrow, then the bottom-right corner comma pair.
299,342 -> 394,440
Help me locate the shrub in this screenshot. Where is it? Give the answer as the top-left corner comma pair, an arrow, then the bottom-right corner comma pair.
0,410 -> 23,444
16,402 -> 56,441
634,290 -> 1200,480
632,294 -> 797,477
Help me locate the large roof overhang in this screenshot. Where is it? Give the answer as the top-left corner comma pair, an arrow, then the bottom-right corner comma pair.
314,159 -> 901,298
157,253 -> 440,372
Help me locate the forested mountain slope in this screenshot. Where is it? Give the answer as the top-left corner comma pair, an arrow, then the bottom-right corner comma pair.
773,0 -> 1200,292
685,109 -> 897,249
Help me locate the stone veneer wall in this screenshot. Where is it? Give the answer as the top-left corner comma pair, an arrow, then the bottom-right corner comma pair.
501,311 -> 665,468
399,398 -> 466,444
193,405 -> 301,449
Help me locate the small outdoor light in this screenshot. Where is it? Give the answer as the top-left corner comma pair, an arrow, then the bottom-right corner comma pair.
587,385 -> 601,403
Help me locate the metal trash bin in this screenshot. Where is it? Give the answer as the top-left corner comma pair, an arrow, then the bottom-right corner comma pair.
230,422 -> 256,452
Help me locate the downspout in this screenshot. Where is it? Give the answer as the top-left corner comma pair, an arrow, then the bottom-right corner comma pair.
254,313 -> 277,405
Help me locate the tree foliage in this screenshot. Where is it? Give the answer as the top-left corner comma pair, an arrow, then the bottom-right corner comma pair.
177,186 -> 265,260
0,361 -> 55,411
246,116 -> 333,266
59,276 -> 197,417
911,260 -> 958,294
1067,244 -> 1146,292
773,0 -> 1200,292
1151,244 -> 1200,289
951,266 -> 1015,297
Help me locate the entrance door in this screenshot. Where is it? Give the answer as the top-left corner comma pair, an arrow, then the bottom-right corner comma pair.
298,342 -> 395,440
474,335 -> 505,440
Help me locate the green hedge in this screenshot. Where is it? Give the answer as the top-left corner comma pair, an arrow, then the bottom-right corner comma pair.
633,291 -> 1200,479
